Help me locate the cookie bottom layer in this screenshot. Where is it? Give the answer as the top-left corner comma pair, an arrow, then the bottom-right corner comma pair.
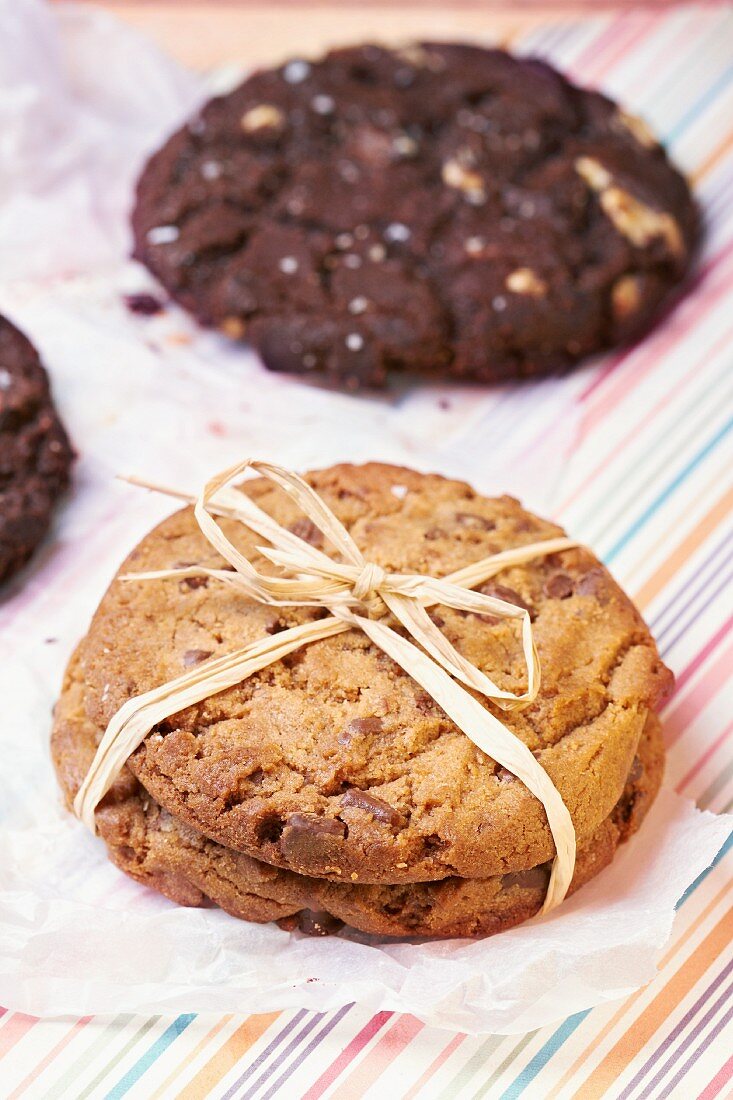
53,663 -> 664,939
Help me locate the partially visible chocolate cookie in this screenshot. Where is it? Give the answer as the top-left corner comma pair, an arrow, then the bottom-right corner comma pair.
0,316 -> 74,586
132,42 -> 698,389
52,653 -> 664,939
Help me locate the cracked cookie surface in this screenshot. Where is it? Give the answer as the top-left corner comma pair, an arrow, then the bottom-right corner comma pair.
0,315 -> 74,586
133,42 -> 698,389
70,463 -> 672,883
53,658 -> 664,938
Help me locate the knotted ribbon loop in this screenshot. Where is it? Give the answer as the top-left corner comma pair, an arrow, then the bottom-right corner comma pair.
351,562 -> 388,608
74,459 -> 581,916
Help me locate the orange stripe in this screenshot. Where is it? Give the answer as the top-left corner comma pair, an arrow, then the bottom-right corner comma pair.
633,483 -> 733,611
546,877 -> 733,1100
148,1014 -> 233,1099
570,904 -> 733,1100
0,1016 -> 38,1061
692,127 -> 733,183
176,1013 -> 280,1100
7,1017 -> 92,1100
328,1015 -> 425,1100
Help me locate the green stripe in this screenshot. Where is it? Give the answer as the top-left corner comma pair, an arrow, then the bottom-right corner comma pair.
469,1032 -> 538,1099
438,1035 -> 508,1098
75,1017 -> 161,1100
104,1014 -> 196,1099
44,1016 -> 136,1100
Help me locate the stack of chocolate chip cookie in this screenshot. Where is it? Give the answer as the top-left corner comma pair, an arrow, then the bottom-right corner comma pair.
53,463 -> 672,938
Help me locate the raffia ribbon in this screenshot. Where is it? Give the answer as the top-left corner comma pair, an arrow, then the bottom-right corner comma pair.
75,460 -> 580,914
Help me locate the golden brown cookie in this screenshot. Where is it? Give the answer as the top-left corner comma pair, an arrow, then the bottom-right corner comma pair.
52,653 -> 664,938
65,463 -> 672,885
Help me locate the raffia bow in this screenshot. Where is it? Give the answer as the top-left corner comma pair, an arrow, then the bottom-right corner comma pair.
75,460 -> 580,914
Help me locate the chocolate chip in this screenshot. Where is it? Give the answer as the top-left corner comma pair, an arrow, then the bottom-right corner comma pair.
455,512 -> 496,531
414,690 -> 438,715
289,518 -> 324,547
124,292 -> 164,316
338,716 -> 383,744
576,567 -> 609,602
543,572 -> 574,599
179,575 -> 208,591
182,648 -> 214,667
280,813 -> 347,864
296,909 -> 344,936
123,292 -> 161,314
479,582 -> 536,620
496,766 -> 515,782
502,864 -> 550,890
265,616 -> 288,634
340,788 -> 404,826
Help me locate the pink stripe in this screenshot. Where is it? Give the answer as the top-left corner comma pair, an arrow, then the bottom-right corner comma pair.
300,1012 -> 393,1100
329,1016 -> 425,1100
664,636 -> 733,747
622,10 -> 714,100
698,1052 -> 733,1100
402,1033 -> 467,1100
0,1016 -> 38,1061
668,614 -> 733,697
677,719 -> 733,793
7,1017 -> 92,1100
580,248 -> 733,432
572,12 -> 661,84
558,318 -> 733,512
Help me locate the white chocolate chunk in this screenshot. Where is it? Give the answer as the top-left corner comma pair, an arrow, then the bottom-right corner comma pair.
241,104 -> 285,132
506,268 -> 547,297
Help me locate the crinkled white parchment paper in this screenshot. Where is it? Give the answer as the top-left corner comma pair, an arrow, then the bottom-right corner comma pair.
0,0 -> 729,1034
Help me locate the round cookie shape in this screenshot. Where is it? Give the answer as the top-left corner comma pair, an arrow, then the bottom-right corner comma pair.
52,656 -> 664,938
0,315 -> 74,586
75,463 -> 672,883
132,42 -> 698,389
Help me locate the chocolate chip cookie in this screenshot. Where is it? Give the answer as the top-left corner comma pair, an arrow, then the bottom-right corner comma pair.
132,43 -> 698,389
0,315 -> 74,586
67,463 -> 672,885
52,650 -> 664,938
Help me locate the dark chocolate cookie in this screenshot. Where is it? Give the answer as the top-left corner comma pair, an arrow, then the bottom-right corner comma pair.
132,42 -> 698,389
0,315 -> 74,586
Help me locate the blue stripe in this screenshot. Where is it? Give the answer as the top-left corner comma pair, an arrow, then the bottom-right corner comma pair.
604,417 -> 733,564
498,1012 -> 589,1100
104,1014 -> 196,1100
676,830 -> 733,910
502,825 -> 732,1098
667,60 -> 733,143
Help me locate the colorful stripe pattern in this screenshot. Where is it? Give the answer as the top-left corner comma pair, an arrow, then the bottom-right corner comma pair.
2,3 -> 733,1097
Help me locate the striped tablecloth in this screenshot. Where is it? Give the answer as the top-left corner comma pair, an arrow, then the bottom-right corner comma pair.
2,3 -> 733,1097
